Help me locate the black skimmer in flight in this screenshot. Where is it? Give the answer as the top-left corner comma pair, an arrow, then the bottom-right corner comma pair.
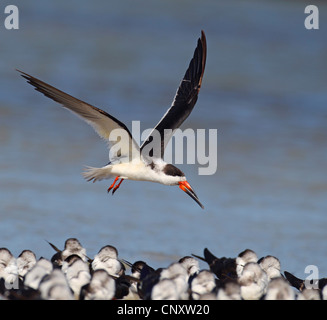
18,31 -> 207,209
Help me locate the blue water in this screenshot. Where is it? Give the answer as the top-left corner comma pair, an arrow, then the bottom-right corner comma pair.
0,0 -> 327,279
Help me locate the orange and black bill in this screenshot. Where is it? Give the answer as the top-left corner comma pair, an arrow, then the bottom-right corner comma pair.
179,181 -> 204,209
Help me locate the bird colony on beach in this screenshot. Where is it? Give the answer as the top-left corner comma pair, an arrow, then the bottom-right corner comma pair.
1,238 -> 326,300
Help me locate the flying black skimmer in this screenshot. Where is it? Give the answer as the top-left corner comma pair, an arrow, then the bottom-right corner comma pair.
18,31 -> 207,209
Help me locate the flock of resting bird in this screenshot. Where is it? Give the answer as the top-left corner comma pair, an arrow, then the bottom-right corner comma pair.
0,238 -> 326,300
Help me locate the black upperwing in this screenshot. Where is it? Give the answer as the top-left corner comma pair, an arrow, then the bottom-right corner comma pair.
140,30 -> 207,160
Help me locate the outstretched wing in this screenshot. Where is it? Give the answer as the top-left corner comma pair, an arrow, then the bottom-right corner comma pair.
140,30 -> 207,160
18,70 -> 140,163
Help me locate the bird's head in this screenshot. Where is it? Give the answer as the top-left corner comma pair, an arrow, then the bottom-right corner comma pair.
162,164 -> 204,209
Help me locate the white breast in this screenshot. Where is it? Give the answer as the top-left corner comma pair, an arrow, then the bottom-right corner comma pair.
109,161 -> 184,185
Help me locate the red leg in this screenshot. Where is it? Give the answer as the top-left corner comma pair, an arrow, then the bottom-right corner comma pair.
112,179 -> 124,195
107,176 -> 120,193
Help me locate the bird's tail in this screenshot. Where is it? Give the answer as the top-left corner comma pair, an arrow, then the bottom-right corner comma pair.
82,166 -> 113,183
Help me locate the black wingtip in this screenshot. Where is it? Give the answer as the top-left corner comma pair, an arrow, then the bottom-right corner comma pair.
284,271 -> 304,290
17,69 -> 38,88
199,30 -> 207,86
16,69 -> 29,79
191,253 -> 206,262
200,30 -> 206,44
44,239 -> 61,253
204,248 -> 218,264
